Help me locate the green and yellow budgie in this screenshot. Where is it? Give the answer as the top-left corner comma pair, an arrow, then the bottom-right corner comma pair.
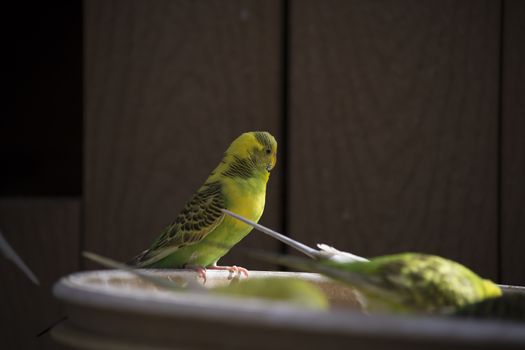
128,131 -> 277,281
224,212 -> 502,315
261,250 -> 501,315
317,253 -> 502,314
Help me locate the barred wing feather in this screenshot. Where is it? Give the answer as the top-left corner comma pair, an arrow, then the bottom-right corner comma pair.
129,181 -> 225,266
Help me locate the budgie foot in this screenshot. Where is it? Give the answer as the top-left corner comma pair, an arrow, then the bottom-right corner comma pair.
185,265 -> 208,283
208,265 -> 249,279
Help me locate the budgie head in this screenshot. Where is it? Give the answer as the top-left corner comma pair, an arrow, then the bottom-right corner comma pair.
224,131 -> 277,174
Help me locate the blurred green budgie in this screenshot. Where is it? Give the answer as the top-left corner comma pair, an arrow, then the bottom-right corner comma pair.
128,131 -> 277,281
213,277 -> 328,310
222,212 -> 501,314
85,252 -> 328,311
261,252 -> 501,314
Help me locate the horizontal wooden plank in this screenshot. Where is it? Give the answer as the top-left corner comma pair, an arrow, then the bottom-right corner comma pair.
0,198 -> 80,350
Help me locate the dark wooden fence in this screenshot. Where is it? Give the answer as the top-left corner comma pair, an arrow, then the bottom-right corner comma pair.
3,1 -> 524,349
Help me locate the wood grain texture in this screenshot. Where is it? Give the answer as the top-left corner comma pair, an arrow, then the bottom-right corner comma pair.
501,0 -> 525,285
0,198 -> 80,350
84,0 -> 282,269
289,0 -> 500,278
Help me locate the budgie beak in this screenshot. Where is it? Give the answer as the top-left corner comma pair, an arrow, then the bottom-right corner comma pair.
266,154 -> 276,172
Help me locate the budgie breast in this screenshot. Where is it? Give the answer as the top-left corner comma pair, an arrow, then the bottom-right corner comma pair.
221,175 -> 267,237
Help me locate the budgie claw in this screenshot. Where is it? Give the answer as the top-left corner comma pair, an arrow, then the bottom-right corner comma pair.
186,265 -> 208,283
208,265 -> 249,279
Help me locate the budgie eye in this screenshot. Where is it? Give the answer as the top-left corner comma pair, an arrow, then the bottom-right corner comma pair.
265,148 -> 272,155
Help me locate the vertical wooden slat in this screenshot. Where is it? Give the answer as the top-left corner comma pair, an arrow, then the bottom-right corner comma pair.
501,0 -> 525,285
0,199 -> 80,350
289,0 -> 500,278
84,0 -> 282,269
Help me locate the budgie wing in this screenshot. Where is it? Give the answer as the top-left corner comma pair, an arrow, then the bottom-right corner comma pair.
130,181 -> 225,267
